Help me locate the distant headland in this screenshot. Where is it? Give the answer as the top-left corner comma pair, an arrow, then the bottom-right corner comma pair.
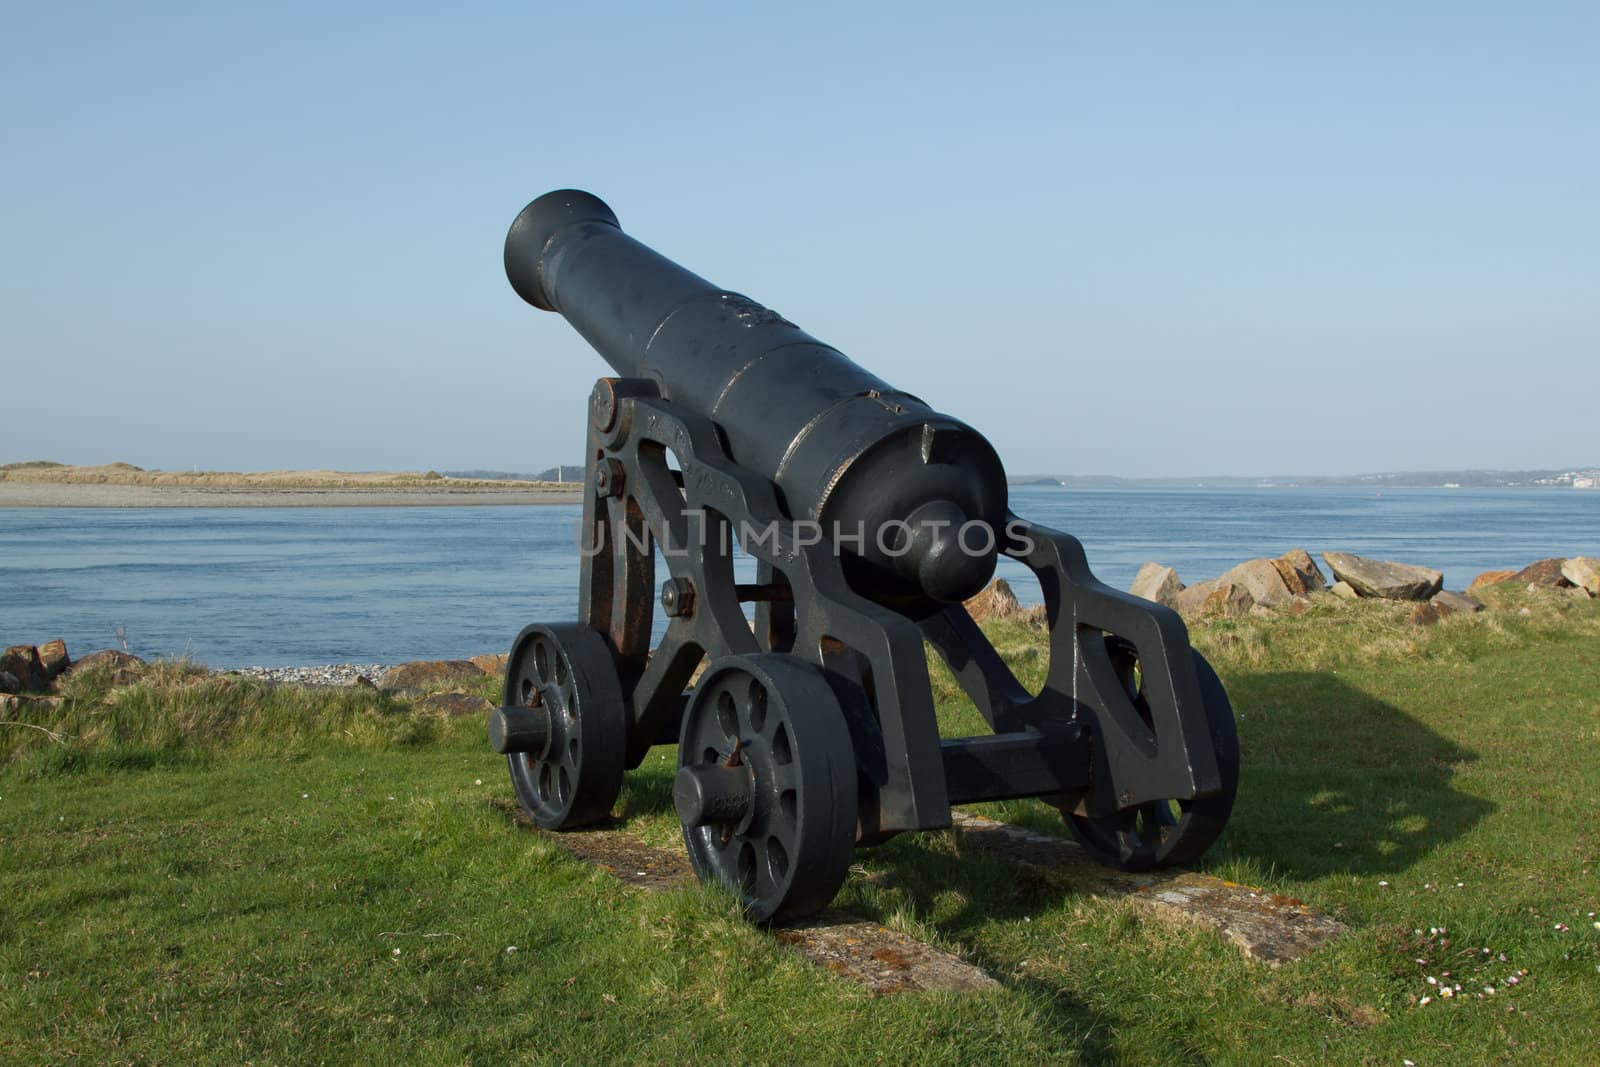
1007,467 -> 1600,490
0,462 -> 583,508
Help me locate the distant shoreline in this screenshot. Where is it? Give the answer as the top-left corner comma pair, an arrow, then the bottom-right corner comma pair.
0,484 -> 584,508
0,462 -> 585,507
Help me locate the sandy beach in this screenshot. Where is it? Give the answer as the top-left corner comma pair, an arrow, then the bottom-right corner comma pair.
0,483 -> 584,508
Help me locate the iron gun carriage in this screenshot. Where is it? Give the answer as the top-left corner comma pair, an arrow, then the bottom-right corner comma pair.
490,190 -> 1238,922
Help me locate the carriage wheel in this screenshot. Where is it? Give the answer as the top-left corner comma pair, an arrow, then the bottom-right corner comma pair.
497,622 -> 627,829
674,655 -> 857,923
1063,641 -> 1239,870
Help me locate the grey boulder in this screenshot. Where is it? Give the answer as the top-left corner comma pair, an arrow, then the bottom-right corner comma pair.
1322,552 -> 1443,601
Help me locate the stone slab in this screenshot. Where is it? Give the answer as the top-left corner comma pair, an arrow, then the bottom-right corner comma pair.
504,806 -> 999,994
950,812 -> 1346,966
500,800 -> 1344,981
775,913 -> 1001,995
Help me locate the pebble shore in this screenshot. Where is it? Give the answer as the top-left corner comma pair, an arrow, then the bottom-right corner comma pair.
226,664 -> 390,687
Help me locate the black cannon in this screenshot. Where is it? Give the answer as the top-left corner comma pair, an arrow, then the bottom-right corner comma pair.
490,190 -> 1239,922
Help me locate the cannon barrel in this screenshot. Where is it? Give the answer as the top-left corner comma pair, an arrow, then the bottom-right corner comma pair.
505,190 -> 1007,606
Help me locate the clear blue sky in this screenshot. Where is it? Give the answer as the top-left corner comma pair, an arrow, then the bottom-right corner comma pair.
3,2 -> 1595,477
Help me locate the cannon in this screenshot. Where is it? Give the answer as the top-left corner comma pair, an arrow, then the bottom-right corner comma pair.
489,190 -> 1239,922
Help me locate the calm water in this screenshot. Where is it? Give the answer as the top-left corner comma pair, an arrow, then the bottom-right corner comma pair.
1,487 -> 1594,668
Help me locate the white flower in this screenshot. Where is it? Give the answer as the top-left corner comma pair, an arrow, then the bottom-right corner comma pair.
474,779 -> 483,786
1418,996 -> 1432,1007
392,948 -> 401,956
506,945 -> 518,954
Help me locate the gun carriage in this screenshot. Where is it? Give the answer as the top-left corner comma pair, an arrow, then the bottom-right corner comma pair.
490,190 -> 1238,922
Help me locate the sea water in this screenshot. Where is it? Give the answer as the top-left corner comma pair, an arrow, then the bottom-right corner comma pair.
0,487 -> 1593,667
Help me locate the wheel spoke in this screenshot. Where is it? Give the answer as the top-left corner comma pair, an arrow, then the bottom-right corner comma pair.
767,761 -> 799,794
1112,811 -> 1154,866
767,803 -> 799,858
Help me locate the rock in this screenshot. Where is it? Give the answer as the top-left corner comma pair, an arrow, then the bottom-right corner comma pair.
469,653 -> 509,675
964,578 -> 1022,623
1322,552 -> 1443,601
1407,603 -> 1443,626
0,670 -> 20,695
418,691 -> 493,718
1285,595 -> 1314,616
1467,569 -> 1517,591
1173,579 -> 1220,616
1201,583 -> 1255,620
1328,580 -> 1360,601
1560,557 -> 1600,596
377,659 -> 485,690
1271,549 -> 1328,595
36,639 -> 70,680
351,675 -> 376,689
1517,607 -> 1532,616
1512,558 -> 1572,589
1431,590 -> 1485,615
1248,604 -> 1276,619
1218,558 -> 1295,607
67,649 -> 147,686
1129,563 -> 1183,607
0,645 -> 48,692
69,649 -> 147,675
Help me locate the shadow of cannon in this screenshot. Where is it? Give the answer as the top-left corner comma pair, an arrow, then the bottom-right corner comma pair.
1214,670 -> 1494,880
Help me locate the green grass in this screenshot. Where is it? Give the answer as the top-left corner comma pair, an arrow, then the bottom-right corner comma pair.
3,588 -> 1599,1063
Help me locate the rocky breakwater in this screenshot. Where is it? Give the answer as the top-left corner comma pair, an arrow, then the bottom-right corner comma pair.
1124,548 -> 1597,628
1125,549 -> 1331,622
1,640 -> 149,712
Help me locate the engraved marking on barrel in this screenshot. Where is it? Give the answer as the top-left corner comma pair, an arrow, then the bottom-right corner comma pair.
950,812 -> 1347,966
497,801 -> 998,992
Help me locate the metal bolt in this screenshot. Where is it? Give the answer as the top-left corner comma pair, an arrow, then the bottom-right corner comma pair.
590,379 -> 618,431
593,457 -> 626,498
661,577 -> 696,618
